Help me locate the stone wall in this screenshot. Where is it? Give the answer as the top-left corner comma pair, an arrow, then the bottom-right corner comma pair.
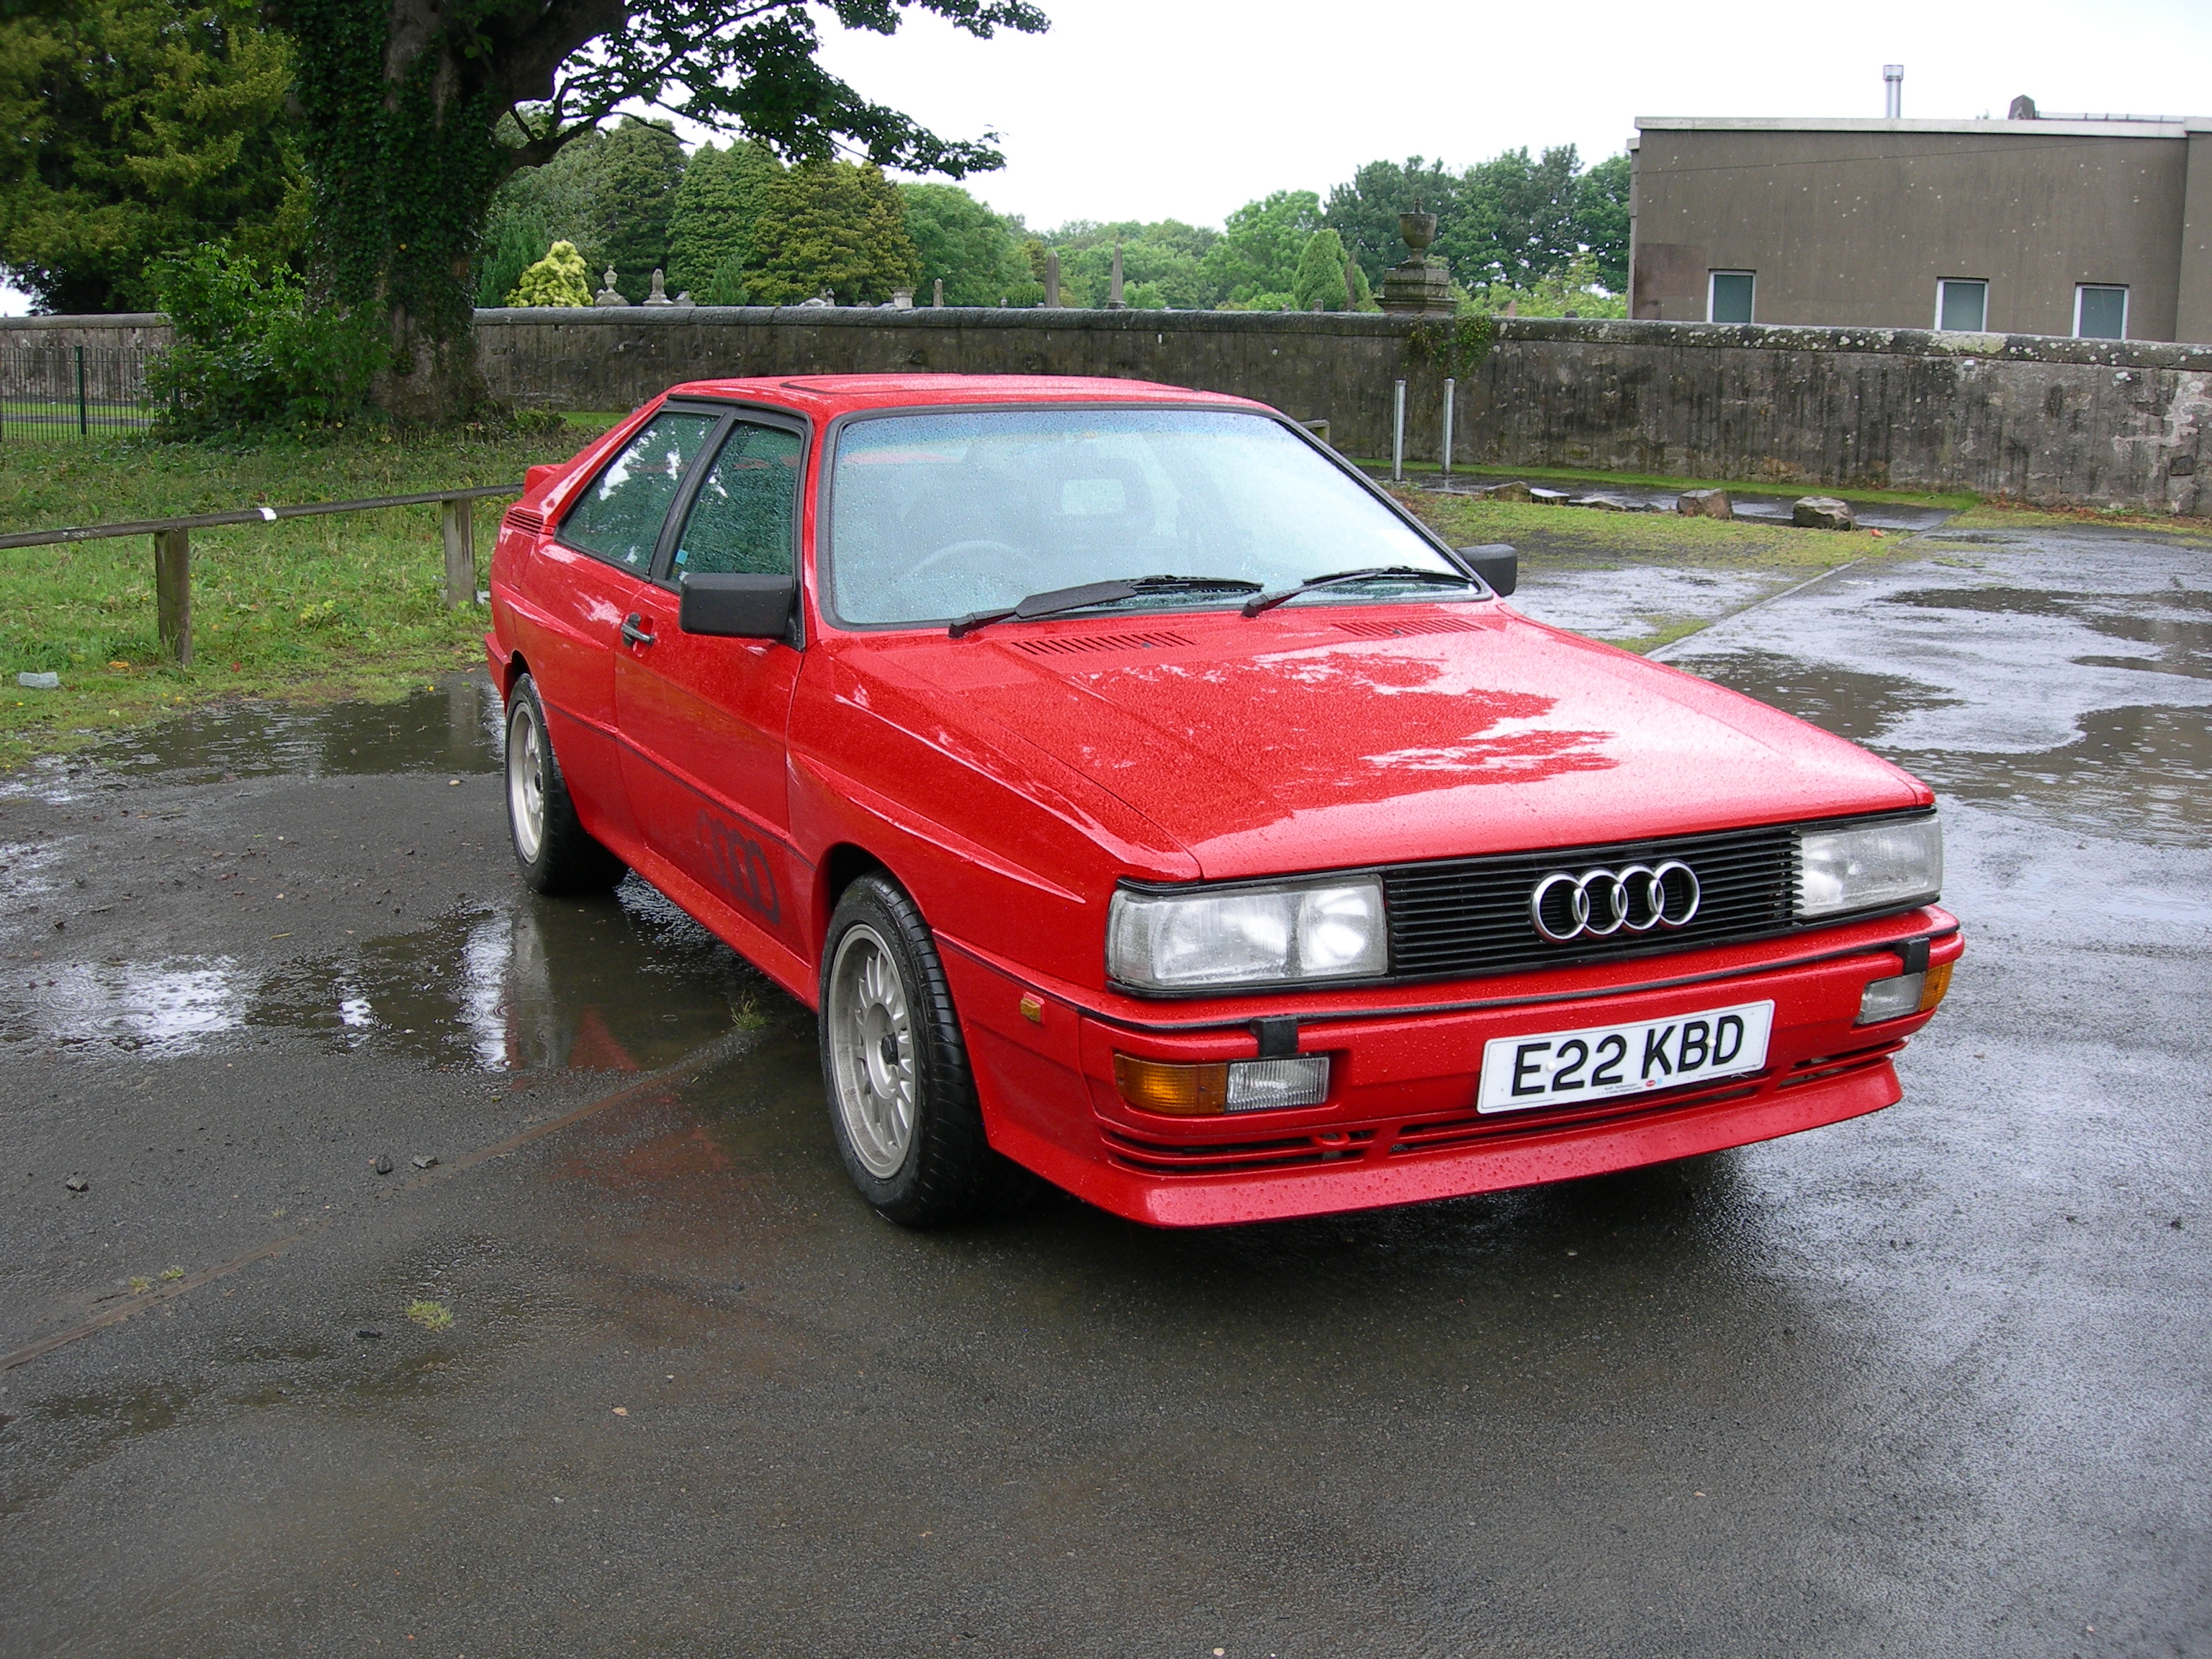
17,307 -> 2212,512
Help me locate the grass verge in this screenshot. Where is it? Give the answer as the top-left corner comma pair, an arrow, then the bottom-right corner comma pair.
0,425 -> 619,770
1393,487 -> 1895,570
1362,459 -> 1982,512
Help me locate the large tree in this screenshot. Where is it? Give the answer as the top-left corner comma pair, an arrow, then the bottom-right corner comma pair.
898,181 -> 1026,305
264,0 -> 1047,421
1196,189 -> 1319,309
0,0 -> 304,312
667,138 -> 781,297
590,116 -> 685,301
748,157 -> 916,303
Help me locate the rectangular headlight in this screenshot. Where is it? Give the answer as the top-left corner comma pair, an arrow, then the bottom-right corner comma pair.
1107,879 -> 1388,991
1797,815 -> 1943,920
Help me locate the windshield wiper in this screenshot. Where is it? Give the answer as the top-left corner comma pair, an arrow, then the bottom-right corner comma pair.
1240,566 -> 1478,619
948,575 -> 1262,639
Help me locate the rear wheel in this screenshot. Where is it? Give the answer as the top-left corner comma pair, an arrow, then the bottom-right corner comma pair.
504,673 -> 625,896
819,873 -> 1030,1226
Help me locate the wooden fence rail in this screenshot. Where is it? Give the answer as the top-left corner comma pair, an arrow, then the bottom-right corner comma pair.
0,483 -> 523,667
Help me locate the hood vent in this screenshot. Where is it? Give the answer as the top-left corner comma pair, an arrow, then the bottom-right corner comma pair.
1333,616 -> 1480,639
1010,629 -> 1193,657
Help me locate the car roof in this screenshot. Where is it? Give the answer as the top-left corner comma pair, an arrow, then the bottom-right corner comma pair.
661,372 -> 1272,418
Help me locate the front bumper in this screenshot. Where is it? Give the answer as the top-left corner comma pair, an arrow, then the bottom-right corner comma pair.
943,908 -> 1961,1227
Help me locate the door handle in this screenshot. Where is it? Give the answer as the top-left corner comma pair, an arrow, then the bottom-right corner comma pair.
620,612 -> 656,649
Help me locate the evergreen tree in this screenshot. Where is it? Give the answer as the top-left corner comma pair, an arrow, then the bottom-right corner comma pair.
508,240 -> 592,307
1292,228 -> 1351,312
591,117 -> 686,302
749,160 -> 920,305
898,181 -> 1028,305
698,251 -> 751,306
667,140 -> 781,297
476,210 -> 546,307
0,0 -> 303,312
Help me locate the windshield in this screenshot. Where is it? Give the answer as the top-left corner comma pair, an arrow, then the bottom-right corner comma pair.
824,408 -> 1463,626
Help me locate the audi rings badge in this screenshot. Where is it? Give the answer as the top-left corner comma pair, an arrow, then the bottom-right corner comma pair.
1529,861 -> 1701,944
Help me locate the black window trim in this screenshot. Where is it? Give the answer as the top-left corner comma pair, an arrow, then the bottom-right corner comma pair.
642,399 -> 811,596
550,401 -> 726,577
812,399 -> 1488,634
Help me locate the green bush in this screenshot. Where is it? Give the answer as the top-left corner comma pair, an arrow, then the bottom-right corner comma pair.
477,210 -> 547,307
509,240 -> 593,307
145,245 -> 386,435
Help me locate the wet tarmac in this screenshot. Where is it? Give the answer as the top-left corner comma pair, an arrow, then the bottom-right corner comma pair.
1,522 -> 2208,1656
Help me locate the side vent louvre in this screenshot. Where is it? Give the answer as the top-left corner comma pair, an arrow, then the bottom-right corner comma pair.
1010,630 -> 1193,657
1334,617 -> 1480,639
502,506 -> 547,536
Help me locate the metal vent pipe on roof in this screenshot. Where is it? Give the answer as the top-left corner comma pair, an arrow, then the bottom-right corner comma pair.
1884,63 -> 1904,120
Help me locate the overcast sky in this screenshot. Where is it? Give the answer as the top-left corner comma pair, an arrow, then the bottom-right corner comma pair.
8,0 -> 2208,314
801,0 -> 2212,229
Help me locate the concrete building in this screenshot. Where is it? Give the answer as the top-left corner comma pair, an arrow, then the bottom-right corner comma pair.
1628,110 -> 2212,343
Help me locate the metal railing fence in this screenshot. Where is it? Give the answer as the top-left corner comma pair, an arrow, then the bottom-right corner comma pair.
2,484 -> 522,666
0,344 -> 161,440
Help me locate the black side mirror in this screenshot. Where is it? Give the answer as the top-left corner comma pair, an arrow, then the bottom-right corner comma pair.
1457,543 -> 1518,597
680,572 -> 799,643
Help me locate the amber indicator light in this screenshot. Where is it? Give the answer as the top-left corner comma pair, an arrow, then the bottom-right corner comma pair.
1112,1054 -> 1230,1116
1918,961 -> 1954,1012
1018,993 -> 1044,1025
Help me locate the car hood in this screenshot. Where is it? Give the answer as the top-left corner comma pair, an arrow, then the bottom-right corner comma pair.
833,606 -> 1930,880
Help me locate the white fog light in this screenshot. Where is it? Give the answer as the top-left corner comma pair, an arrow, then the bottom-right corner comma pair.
1226,1056 -> 1331,1111
1797,816 -> 1943,920
1856,971 -> 1925,1024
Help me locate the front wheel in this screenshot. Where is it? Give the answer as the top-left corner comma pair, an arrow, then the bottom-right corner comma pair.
819,874 -> 1028,1226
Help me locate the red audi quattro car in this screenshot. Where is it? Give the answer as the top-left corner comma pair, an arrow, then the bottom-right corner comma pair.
487,374 -> 1959,1228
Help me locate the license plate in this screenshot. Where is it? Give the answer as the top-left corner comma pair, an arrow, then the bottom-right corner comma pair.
1476,999 -> 1775,1114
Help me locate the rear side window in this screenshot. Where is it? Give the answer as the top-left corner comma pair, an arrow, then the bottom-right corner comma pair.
559,410 -> 716,571
673,421 -> 802,577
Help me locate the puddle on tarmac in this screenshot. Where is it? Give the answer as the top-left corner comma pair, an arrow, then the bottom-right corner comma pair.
1,675 -> 500,801
1675,656 -> 2212,845
2,878 -> 777,1072
1658,648 -> 1961,745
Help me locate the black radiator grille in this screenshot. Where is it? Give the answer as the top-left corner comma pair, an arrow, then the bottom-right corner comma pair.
1382,824 -> 1799,981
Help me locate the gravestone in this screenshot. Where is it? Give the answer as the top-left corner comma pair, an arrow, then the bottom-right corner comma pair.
592,266 -> 628,307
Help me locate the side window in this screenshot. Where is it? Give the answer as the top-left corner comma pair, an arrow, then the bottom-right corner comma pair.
559,410 -> 716,571
673,421 -> 803,577
1707,271 -> 1755,325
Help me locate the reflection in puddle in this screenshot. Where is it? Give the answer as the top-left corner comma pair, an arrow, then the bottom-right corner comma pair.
8,958 -> 246,1053
1,676 -> 500,801
1662,649 -> 1960,745
2,880 -> 775,1073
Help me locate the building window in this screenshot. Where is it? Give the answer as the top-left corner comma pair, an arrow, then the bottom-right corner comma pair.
2075,284 -> 2128,340
1708,271 -> 1755,324
1937,279 -> 1989,333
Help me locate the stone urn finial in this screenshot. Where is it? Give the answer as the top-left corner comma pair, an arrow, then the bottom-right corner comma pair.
1380,204 -> 1453,317
592,265 -> 628,307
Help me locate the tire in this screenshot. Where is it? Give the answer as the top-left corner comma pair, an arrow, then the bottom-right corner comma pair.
819,873 -> 1030,1226
503,673 -> 626,896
